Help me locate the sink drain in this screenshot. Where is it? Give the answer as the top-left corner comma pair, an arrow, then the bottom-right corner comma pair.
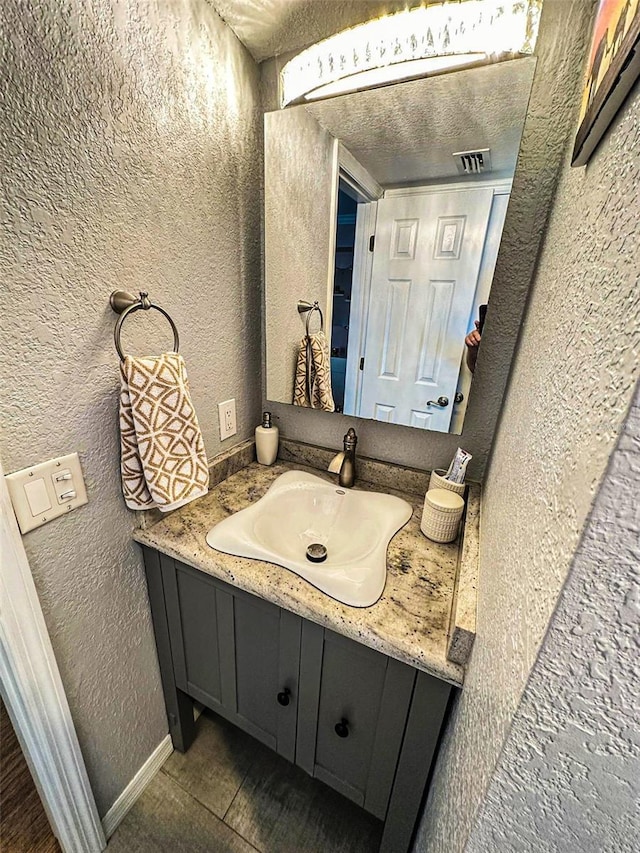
306,543 -> 328,563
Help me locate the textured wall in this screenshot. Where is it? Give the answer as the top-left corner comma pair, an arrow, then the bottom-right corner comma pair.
212,0 -> 424,62
417,5 -> 640,853
259,2 -> 588,481
303,59 -> 534,186
264,107 -> 335,402
466,381 -> 640,853
0,0 -> 261,816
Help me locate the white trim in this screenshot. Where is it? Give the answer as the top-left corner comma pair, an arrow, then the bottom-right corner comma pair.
335,152 -> 380,418
325,136 -> 340,342
101,735 -> 173,839
0,459 -> 106,853
344,200 -> 378,416
384,177 -> 512,197
338,143 -> 383,200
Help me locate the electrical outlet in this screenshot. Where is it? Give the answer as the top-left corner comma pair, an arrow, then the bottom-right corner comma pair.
218,399 -> 237,441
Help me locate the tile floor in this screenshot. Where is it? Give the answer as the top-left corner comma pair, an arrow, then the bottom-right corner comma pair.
108,710 -> 382,853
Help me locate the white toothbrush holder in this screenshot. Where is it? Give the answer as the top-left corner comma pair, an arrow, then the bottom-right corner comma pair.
420,488 -> 465,544
428,468 -> 466,497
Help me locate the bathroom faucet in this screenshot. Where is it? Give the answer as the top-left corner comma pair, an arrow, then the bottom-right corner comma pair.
328,428 -> 358,488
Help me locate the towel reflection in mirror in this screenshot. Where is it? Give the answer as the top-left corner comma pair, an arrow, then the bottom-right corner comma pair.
293,329 -> 336,411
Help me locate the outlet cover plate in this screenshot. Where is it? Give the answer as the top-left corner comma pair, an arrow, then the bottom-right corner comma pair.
5,452 -> 89,534
218,399 -> 237,441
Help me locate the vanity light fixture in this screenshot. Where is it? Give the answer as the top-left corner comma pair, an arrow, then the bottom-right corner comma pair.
279,0 -> 540,107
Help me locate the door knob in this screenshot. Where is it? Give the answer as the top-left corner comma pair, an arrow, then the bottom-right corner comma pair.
277,688 -> 291,706
426,396 -> 449,408
334,718 -> 349,738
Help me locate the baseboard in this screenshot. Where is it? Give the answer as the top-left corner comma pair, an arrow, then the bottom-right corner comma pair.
102,734 -> 173,839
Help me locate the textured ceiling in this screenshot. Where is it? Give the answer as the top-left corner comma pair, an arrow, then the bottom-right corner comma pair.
300,58 -> 536,186
210,0 -> 425,62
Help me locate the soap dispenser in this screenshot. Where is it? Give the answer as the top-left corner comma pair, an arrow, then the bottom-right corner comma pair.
255,411 -> 279,465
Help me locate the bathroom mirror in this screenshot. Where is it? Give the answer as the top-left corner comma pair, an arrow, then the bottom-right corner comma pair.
264,57 -> 536,434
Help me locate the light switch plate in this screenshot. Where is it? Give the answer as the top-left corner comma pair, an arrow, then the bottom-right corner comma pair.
218,399 -> 237,441
5,453 -> 89,534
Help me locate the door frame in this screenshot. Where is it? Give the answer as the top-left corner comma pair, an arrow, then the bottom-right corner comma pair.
337,144 -> 383,417
383,176 -> 512,199
343,200 -> 378,416
0,459 -> 106,853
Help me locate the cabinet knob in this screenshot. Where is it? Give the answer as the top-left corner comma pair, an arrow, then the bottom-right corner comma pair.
277,688 -> 291,706
334,718 -> 349,738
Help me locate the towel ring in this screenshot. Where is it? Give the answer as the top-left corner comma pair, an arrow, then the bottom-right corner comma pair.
297,300 -> 324,336
110,290 -> 180,362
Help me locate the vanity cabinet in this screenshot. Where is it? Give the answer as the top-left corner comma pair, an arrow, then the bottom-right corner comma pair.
142,547 -> 452,853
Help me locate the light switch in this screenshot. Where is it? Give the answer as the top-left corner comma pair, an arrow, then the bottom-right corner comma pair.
51,468 -> 75,504
5,452 -> 89,534
24,478 -> 52,516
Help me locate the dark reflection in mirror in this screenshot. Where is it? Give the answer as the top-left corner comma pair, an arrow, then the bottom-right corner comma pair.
331,185 -> 357,412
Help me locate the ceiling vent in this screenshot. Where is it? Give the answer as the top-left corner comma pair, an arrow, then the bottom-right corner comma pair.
453,148 -> 492,175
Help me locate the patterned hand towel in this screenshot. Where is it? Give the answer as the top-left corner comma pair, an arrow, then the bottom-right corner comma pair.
293,330 -> 335,412
119,353 -> 209,512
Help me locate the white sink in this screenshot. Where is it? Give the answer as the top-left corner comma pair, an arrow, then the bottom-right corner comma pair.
206,470 -> 412,607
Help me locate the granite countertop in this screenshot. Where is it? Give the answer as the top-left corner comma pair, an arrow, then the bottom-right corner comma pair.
133,460 -> 467,687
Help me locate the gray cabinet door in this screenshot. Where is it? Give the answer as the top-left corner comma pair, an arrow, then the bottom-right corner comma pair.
226,588 -> 301,761
163,559 -> 300,761
297,623 -> 415,819
163,560 -> 231,712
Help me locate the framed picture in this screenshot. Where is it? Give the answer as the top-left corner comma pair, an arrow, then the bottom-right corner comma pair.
572,0 -> 640,166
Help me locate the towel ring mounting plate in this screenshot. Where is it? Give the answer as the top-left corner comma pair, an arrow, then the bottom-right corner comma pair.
297,299 -> 324,336
110,290 -> 180,362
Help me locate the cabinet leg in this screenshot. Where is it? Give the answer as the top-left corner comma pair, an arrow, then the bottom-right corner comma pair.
168,689 -> 196,753
142,547 -> 196,753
